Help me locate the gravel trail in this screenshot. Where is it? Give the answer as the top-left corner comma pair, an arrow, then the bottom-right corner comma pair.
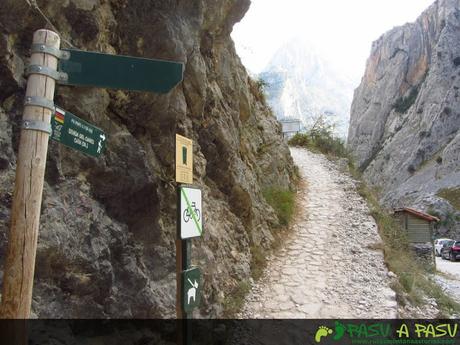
239,148 -> 398,318
434,257 -> 460,303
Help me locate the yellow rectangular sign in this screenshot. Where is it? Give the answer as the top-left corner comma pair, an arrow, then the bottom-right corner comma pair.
176,134 -> 193,184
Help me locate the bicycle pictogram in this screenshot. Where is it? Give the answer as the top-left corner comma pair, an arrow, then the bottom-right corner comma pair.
183,201 -> 201,223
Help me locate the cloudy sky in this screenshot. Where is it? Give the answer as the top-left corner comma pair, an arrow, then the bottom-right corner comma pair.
232,0 -> 435,83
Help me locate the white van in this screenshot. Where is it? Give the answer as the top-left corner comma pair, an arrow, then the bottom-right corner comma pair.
434,238 -> 453,256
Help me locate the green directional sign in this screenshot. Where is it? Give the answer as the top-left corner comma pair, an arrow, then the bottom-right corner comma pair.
50,107 -> 106,157
182,267 -> 201,312
58,49 -> 184,93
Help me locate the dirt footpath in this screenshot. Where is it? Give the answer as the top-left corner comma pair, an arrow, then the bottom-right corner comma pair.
239,148 -> 398,318
434,257 -> 460,305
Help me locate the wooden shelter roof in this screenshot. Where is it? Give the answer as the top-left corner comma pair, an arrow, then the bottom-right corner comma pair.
394,207 -> 440,222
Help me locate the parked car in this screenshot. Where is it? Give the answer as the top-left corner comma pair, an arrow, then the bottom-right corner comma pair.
434,238 -> 453,256
441,240 -> 460,261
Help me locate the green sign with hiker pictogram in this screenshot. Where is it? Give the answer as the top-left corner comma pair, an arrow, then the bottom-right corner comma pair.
181,267 -> 201,312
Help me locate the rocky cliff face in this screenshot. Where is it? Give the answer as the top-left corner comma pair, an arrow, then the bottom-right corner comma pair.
348,0 -> 460,233
0,0 -> 296,317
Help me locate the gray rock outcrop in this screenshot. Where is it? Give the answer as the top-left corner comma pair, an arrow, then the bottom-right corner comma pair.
348,0 -> 460,233
0,0 -> 296,317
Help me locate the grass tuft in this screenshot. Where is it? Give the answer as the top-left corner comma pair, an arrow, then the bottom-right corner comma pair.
222,281 -> 251,317
250,245 -> 266,281
437,188 -> 460,211
262,187 -> 295,226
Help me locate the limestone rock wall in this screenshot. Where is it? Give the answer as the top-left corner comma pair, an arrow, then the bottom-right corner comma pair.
0,0 -> 296,317
348,0 -> 460,233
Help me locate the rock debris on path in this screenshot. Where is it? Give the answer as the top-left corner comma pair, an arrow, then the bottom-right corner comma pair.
239,148 -> 398,318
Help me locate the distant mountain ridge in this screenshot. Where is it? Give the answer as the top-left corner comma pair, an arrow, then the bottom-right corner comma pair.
259,38 -> 356,137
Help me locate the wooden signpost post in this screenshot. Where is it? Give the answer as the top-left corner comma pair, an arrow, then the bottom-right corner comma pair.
1,29 -> 60,318
175,134 -> 203,345
0,29 -> 184,319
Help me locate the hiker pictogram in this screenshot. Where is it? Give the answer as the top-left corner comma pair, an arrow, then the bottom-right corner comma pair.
182,267 -> 201,312
187,278 -> 199,304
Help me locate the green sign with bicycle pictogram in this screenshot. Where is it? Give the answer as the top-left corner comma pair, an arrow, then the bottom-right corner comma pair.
179,186 -> 202,239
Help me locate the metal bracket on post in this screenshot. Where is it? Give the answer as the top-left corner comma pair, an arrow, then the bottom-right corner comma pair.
26,65 -> 68,83
30,44 -> 70,60
24,96 -> 55,112
21,120 -> 52,135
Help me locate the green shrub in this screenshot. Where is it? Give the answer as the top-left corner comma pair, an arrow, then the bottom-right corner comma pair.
394,87 -> 419,113
250,77 -> 269,105
222,281 -> 251,317
262,187 -> 295,226
437,188 -> 460,211
255,78 -> 268,92
432,210 -> 460,232
288,133 -> 311,147
287,116 -> 348,158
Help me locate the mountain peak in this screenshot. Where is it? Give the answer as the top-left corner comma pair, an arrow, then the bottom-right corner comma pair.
260,38 -> 356,137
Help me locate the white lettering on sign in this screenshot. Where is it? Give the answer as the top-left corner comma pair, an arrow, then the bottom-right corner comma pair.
71,117 -> 94,134
68,128 -> 96,147
84,136 -> 95,145
73,137 -> 89,148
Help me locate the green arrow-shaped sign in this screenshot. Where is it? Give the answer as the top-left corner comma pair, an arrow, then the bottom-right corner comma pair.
50,106 -> 106,157
58,49 -> 184,93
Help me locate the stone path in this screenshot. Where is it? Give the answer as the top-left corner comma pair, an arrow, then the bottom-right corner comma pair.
239,148 -> 398,318
433,257 -> 460,317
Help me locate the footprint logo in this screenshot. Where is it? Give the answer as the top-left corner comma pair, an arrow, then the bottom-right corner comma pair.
315,326 -> 333,343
